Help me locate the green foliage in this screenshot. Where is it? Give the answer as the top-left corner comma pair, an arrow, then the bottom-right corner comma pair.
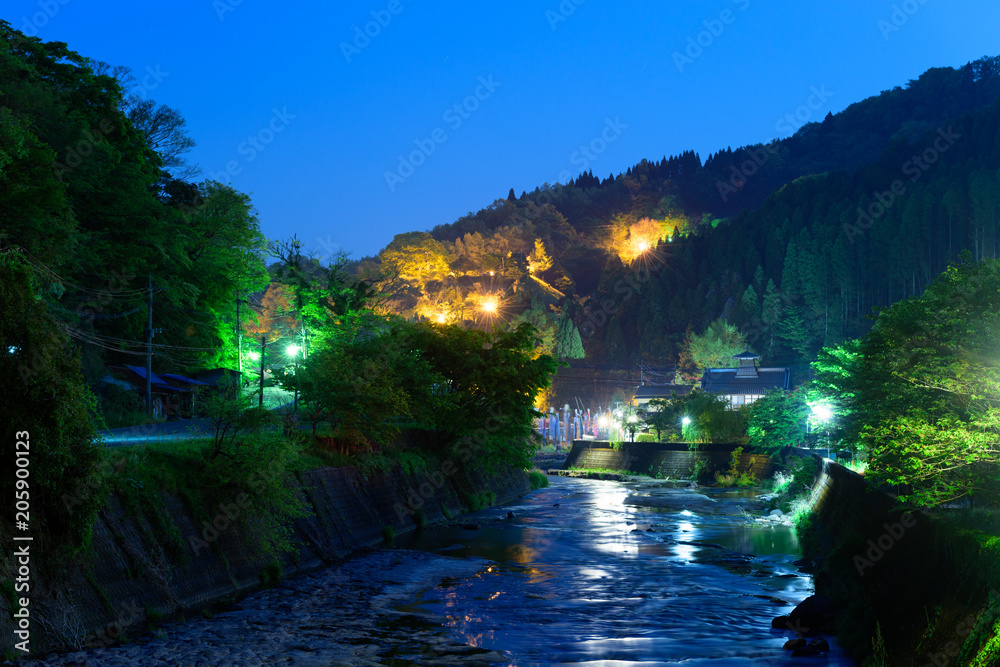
671,391 -> 747,445
679,318 -> 747,372
636,433 -> 658,442
554,309 -> 585,359
765,456 -> 820,514
199,378 -> 280,460
404,321 -> 559,470
835,259 -> 1000,506
258,562 -> 282,588
528,471 -> 550,489
0,252 -> 106,559
745,388 -> 809,452
382,524 -> 395,545
467,490 -> 497,511
713,446 -> 758,487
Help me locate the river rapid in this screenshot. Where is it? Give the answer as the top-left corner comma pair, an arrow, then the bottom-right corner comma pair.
10,476 -> 856,666
393,475 -> 855,666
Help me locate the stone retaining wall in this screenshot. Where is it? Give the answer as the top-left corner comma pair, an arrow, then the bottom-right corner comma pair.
562,440 -> 774,480
0,463 -> 530,656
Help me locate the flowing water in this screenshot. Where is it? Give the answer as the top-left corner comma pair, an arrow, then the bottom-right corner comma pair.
393,476 -> 857,666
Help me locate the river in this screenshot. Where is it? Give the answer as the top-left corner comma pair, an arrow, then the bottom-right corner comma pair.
393,475 -> 856,666
11,475 -> 857,666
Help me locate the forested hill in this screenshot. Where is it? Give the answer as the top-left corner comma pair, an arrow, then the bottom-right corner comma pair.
367,56 -> 1000,371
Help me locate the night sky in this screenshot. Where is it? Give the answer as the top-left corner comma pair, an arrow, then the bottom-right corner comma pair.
5,0 -> 999,260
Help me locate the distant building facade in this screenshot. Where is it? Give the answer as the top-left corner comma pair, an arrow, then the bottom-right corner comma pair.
631,384 -> 694,409
699,351 -> 791,408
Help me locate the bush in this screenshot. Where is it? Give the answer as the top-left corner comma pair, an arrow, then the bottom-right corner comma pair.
0,252 -> 106,560
528,471 -> 550,489
636,433 -> 658,443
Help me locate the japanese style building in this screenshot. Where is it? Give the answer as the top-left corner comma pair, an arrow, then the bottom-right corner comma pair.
699,351 -> 791,408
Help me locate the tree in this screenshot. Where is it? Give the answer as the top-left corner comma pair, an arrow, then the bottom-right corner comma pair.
405,322 -> 559,469
527,238 -> 553,274
839,258 -> 1000,506
245,283 -> 297,343
745,389 -> 809,452
0,251 -> 105,556
554,310 -> 585,359
379,232 -> 451,287
288,324 -> 440,444
681,319 -> 747,370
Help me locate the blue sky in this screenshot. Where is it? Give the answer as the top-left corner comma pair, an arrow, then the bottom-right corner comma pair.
5,0 -> 1000,259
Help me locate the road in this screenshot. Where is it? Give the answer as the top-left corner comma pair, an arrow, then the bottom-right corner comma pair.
99,387 -> 295,446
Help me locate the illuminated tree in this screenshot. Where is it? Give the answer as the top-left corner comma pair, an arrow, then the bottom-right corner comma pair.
834,258 -> 1000,506
680,319 -> 747,371
379,232 -> 451,287
528,238 -> 553,274
244,282 -> 297,343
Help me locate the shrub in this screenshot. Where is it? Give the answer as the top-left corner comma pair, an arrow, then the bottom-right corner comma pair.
528,471 -> 550,489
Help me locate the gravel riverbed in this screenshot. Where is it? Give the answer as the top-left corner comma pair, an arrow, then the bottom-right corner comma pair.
9,550 -> 509,667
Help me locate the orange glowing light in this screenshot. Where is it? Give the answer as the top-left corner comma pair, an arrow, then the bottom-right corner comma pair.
435,313 -> 447,323
481,297 -> 498,314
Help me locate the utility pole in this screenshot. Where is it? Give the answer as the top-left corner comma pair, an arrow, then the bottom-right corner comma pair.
146,276 -> 153,416
258,335 -> 266,408
236,298 -> 243,376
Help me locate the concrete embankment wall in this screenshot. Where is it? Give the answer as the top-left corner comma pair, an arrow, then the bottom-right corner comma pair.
0,464 -> 530,655
800,459 -> 1000,665
562,440 -> 774,479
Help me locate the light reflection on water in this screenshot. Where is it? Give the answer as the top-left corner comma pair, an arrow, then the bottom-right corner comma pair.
397,477 -> 856,666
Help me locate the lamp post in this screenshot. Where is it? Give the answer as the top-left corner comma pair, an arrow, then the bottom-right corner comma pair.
286,344 -> 301,417
809,402 -> 833,453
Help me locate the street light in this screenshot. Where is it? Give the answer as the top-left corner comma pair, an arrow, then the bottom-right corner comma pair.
682,416 -> 692,426
809,402 -> 834,450
286,344 -> 302,417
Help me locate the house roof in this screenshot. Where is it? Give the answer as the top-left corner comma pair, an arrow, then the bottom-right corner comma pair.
733,350 -> 761,360
700,367 -> 791,395
123,365 -> 169,386
633,384 -> 695,400
160,374 -> 211,386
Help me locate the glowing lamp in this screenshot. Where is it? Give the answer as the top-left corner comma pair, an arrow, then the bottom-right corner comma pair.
682,416 -> 692,426
482,298 -> 498,314
812,404 -> 833,422
286,344 -> 302,357
247,352 -> 260,361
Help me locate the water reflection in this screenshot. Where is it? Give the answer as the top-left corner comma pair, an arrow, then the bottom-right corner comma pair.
398,477 -> 854,665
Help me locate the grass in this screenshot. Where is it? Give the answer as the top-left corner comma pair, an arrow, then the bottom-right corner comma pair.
568,466 -> 632,475
528,470 -> 550,489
